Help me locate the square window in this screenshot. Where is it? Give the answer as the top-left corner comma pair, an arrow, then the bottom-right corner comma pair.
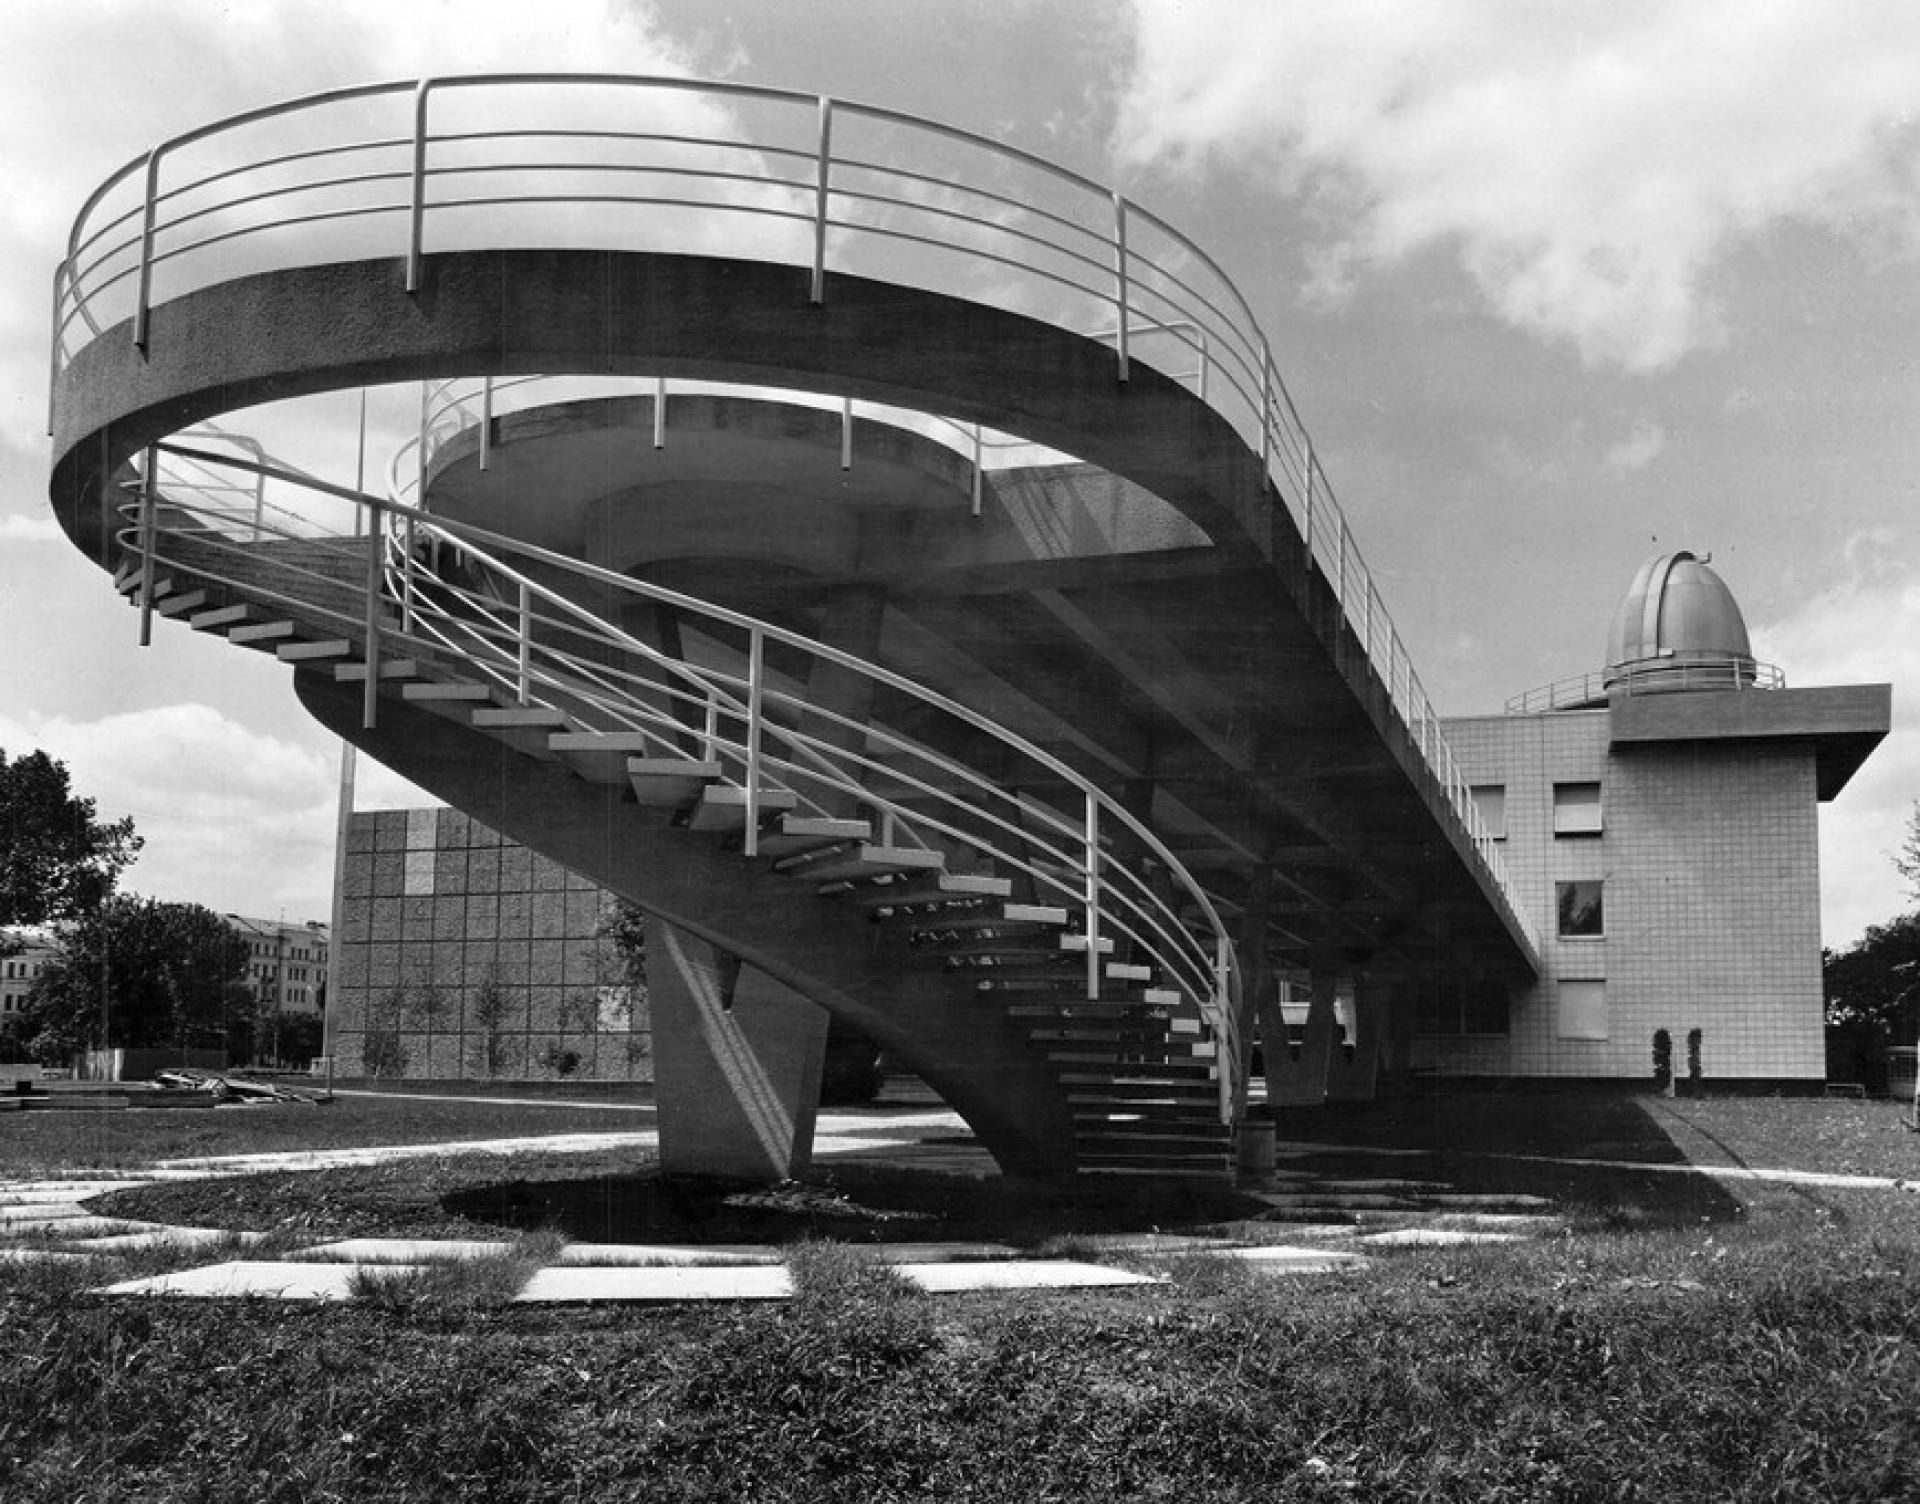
1471,785 -> 1507,840
1557,979 -> 1608,1040
1556,880 -> 1604,938
1553,782 -> 1602,836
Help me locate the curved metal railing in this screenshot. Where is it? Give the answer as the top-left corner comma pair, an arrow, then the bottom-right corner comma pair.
1505,660 -> 1787,716
123,438 -> 1242,1112
53,72 -> 1531,955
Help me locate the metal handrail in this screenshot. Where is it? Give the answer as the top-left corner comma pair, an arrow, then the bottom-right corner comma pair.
51,72 -> 1534,957
132,438 -> 1242,1113
1505,660 -> 1787,716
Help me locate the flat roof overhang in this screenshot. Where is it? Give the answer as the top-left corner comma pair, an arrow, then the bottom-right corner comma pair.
1608,683 -> 1891,800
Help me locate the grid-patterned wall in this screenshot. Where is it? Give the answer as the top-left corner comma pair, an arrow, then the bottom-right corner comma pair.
331,808 -> 652,1082
1432,709 -> 1825,1082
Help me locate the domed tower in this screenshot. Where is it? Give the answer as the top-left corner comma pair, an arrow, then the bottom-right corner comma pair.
1602,550 -> 1762,695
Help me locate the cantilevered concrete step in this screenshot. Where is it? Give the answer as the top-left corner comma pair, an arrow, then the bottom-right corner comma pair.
276,638 -> 354,663
842,874 -> 1014,911
777,843 -> 946,884
752,815 -> 873,859
154,588 -> 208,618
228,619 -> 298,648
335,657 -> 428,683
628,757 -> 724,807
471,704 -> 572,758
549,731 -> 660,784
403,679 -> 503,722
687,784 -> 800,835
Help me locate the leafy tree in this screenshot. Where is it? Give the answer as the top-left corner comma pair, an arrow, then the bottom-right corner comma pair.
0,749 -> 141,933
1823,913 -> 1920,1037
1898,803 -> 1920,906
18,896 -> 250,1064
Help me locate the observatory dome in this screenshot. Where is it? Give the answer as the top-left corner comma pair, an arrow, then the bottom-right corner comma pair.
1603,550 -> 1757,693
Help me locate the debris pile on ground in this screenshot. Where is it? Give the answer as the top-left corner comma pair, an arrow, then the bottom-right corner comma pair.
151,1068 -> 316,1106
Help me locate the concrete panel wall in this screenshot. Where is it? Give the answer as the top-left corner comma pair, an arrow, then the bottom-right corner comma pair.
332,807 -> 651,1083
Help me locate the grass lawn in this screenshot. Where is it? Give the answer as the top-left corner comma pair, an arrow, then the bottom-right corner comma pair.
0,1083 -> 654,1176
3,1090 -> 1917,1502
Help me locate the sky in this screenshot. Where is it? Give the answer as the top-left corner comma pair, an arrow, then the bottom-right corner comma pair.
0,0 -> 1915,947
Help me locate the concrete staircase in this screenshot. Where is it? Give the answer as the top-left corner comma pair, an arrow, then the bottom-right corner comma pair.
119,523 -> 1234,1178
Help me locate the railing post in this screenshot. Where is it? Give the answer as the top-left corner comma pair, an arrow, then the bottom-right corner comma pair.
744,628 -> 765,857
1258,340 -> 1273,491
137,446 -> 158,648
362,500 -> 384,730
416,380 -> 429,509
840,397 -> 853,471
402,516 -> 417,634
1111,193 -> 1131,383
971,424 -> 984,518
1083,795 -> 1100,1001
516,581 -> 532,706
133,148 -> 162,351
1302,440 -> 1316,569
810,97 -> 834,305
406,79 -> 432,293
701,695 -> 718,763
654,376 -> 667,450
479,376 -> 493,471
353,389 -> 369,534
1215,933 -> 1234,1124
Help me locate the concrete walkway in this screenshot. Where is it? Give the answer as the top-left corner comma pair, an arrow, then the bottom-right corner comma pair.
0,1106 -> 1583,1303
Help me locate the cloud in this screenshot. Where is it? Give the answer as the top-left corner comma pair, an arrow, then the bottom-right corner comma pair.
1751,536 -> 1920,946
0,514 -> 62,543
1114,2 -> 1920,370
1605,420 -> 1667,472
0,702 -> 342,920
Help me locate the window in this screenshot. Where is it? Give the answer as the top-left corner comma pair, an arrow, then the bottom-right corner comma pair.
1557,980 -> 1608,1040
1470,785 -> 1507,840
1556,880 -> 1604,938
1553,782 -> 1602,836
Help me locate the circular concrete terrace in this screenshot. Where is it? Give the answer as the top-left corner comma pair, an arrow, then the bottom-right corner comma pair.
46,74 -> 1534,980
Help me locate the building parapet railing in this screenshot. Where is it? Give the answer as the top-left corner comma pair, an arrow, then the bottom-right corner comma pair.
51,72 -> 1536,961
1505,660 -> 1786,716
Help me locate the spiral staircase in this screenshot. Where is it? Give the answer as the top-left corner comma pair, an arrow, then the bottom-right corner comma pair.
47,76 -> 1541,1180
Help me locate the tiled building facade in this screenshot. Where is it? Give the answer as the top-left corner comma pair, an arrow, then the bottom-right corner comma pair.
330,807 -> 651,1082
1431,711 -> 1829,1083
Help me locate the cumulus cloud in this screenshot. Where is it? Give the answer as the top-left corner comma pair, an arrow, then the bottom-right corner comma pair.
1605,419 -> 1667,472
0,703 -> 343,920
0,514 -> 62,543
1751,535 -> 1920,945
1115,1 -> 1920,370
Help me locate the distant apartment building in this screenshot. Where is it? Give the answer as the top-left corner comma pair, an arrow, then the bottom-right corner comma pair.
224,914 -> 330,1018
0,926 -> 58,1024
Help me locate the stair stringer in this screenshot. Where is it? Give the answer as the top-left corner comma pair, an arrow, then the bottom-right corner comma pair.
293,671 -> 1083,1179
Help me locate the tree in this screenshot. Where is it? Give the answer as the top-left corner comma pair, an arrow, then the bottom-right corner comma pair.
1898,803 -> 1920,906
18,896 -> 251,1064
0,749 -> 141,932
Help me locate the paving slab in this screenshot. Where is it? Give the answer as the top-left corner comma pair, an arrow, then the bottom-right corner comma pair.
0,1247 -> 98,1264
70,1227 -> 263,1254
899,1260 -> 1160,1293
557,1242 -> 785,1267
95,1260 -> 415,1300
0,1203 -> 93,1224
1215,1245 -> 1371,1271
0,1181 -> 142,1203
1360,1227 -> 1531,1247
1,1213 -> 141,1238
292,1238 -> 514,1264
516,1264 -> 795,1303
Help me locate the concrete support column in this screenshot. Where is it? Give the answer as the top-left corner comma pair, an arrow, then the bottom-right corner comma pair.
1326,971 -> 1392,1101
801,585 -> 888,818
646,916 -> 830,1180
1267,966 -> 1340,1106
1381,977 -> 1419,1088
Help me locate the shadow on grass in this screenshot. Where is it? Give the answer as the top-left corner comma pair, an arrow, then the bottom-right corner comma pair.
1262,1090 -> 1748,1231
441,1165 -> 1273,1248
